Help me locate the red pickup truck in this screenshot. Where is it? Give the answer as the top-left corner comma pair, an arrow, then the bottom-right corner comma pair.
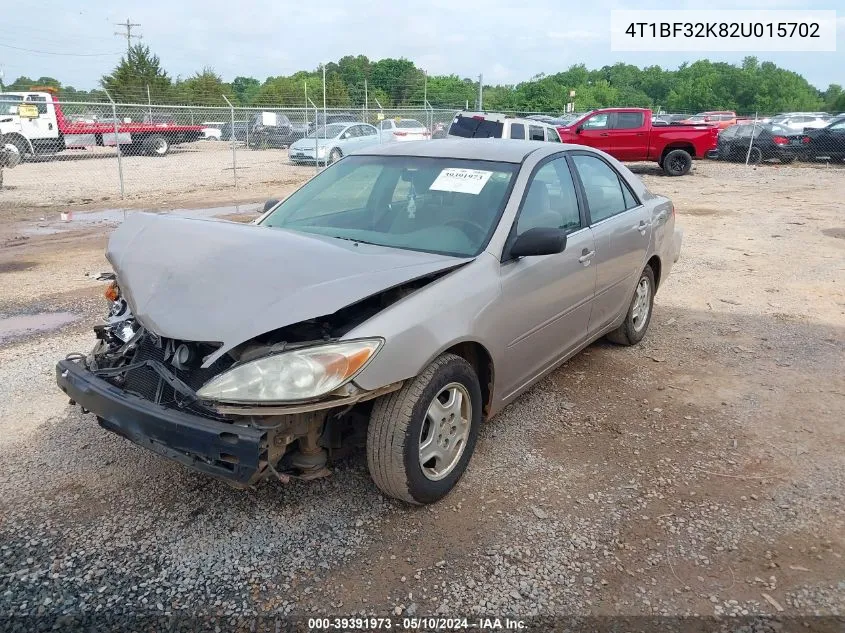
556,108 -> 719,176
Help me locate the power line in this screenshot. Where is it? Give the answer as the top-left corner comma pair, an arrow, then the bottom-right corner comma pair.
114,18 -> 142,51
0,42 -> 122,57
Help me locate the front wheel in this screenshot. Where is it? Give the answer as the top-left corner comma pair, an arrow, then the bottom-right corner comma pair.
606,265 -> 655,346
662,149 -> 692,176
367,353 -> 482,505
328,147 -> 342,164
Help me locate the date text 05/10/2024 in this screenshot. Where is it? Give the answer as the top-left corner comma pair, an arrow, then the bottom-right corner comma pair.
308,617 -> 527,630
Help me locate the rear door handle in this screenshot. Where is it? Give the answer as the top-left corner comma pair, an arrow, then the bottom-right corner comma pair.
578,249 -> 595,264
633,220 -> 650,234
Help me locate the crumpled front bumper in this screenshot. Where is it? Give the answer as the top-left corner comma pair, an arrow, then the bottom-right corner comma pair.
56,359 -> 268,486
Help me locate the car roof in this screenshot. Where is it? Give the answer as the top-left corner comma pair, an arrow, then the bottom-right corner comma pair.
355,138 -> 591,163
453,112 -> 558,127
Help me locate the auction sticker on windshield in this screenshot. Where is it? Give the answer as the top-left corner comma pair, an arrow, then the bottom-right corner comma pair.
430,168 -> 493,195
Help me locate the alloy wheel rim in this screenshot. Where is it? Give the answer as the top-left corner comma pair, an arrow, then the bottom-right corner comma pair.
418,382 -> 472,481
631,277 -> 651,332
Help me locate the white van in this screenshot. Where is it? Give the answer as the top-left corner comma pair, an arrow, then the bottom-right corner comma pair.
447,112 -> 562,142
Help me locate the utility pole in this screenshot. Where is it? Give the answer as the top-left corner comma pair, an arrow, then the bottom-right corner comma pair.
477,74 -> 483,111
114,18 -> 142,51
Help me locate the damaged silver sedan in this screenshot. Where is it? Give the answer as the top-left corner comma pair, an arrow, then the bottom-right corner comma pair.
57,139 -> 682,505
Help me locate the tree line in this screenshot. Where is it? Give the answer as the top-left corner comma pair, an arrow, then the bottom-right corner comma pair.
3,45 -> 843,115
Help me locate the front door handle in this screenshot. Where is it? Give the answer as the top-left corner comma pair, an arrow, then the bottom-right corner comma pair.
599,132 -> 609,137
578,249 -> 595,264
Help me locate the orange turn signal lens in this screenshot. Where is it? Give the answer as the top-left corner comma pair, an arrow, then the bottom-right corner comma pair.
104,281 -> 120,302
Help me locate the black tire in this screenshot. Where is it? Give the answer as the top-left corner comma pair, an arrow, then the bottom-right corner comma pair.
662,149 -> 692,176
0,168 -> 3,190
328,147 -> 342,164
606,265 -> 656,346
367,353 -> 482,505
746,146 -> 762,165
143,134 -> 170,157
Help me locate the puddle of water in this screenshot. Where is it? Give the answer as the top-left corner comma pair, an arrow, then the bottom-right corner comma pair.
23,204 -> 262,236
0,261 -> 36,274
0,312 -> 79,342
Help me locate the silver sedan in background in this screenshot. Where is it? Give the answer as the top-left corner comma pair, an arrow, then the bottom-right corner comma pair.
57,140 -> 682,506
288,122 -> 381,164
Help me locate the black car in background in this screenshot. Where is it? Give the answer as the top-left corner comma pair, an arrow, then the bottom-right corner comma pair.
220,121 -> 249,141
716,123 -> 808,164
803,116 -> 845,161
248,113 -> 310,149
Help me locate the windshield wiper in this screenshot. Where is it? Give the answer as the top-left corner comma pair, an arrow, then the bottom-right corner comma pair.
331,236 -> 381,246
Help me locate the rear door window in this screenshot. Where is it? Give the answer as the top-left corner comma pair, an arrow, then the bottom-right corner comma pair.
571,154 -> 629,223
614,112 -> 644,129
510,123 -> 525,139
448,115 -> 504,138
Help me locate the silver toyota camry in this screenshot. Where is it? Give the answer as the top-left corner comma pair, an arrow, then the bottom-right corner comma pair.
57,139 -> 683,505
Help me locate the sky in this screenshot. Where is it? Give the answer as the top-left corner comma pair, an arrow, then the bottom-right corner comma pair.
0,0 -> 842,92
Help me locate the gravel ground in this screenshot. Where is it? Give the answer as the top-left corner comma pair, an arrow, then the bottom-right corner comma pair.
0,141 -> 314,212
0,159 -> 843,631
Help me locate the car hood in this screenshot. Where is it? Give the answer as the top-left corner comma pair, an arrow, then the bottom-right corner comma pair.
291,138 -> 337,149
107,213 -> 469,367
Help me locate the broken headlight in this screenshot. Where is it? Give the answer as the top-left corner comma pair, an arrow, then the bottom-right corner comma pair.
196,339 -> 382,404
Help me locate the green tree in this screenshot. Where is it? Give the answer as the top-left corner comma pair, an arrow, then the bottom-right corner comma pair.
370,58 -> 423,106
174,68 -> 234,105
101,44 -> 172,102
231,76 -> 261,105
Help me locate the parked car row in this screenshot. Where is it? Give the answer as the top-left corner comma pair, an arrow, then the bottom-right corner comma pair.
714,116 -> 845,164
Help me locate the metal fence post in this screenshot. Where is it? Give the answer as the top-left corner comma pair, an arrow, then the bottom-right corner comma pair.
307,97 -> 319,175
745,112 -> 759,166
103,89 -> 125,202
222,95 -> 238,189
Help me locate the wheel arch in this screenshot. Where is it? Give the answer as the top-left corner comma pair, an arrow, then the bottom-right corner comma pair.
647,254 -> 662,290
3,133 -> 34,155
661,142 -> 696,160
441,341 -> 495,420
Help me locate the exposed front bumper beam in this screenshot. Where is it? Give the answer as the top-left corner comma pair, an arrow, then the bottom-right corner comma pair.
56,359 -> 268,485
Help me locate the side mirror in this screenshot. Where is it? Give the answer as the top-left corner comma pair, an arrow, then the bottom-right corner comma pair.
263,198 -> 280,212
510,227 -> 567,258
575,126 -> 583,134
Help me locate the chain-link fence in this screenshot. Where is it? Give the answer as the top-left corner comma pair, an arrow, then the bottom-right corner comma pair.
1,94 -> 843,208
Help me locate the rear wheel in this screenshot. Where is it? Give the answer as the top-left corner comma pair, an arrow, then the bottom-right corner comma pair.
607,265 -> 655,346
367,353 -> 482,505
747,146 -> 763,165
662,149 -> 692,176
143,134 -> 170,157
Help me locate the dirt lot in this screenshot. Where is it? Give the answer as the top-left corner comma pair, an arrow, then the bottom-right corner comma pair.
0,141 -> 315,215
0,159 -> 843,629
